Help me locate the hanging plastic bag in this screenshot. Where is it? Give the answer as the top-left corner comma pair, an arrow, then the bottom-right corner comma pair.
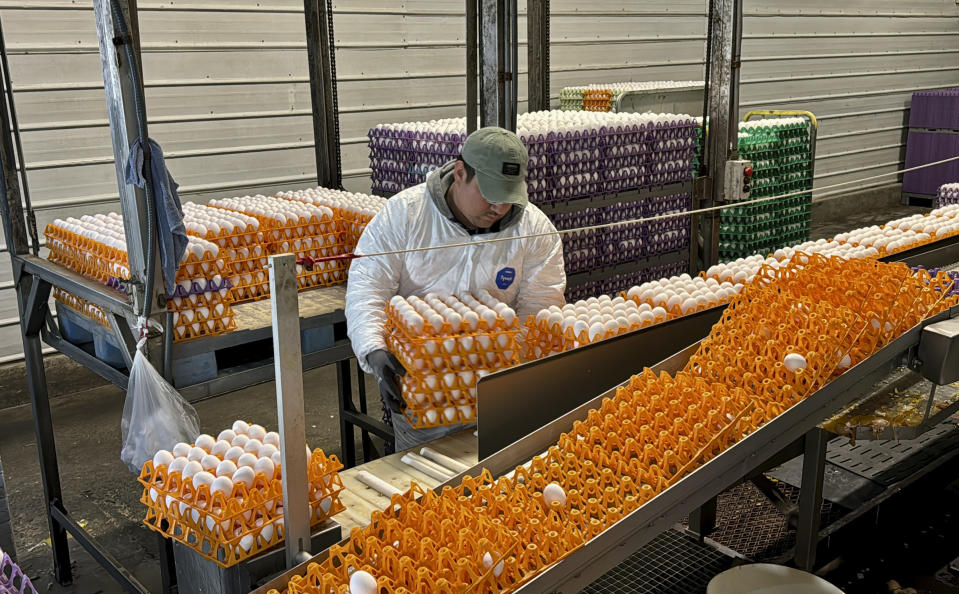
120,337 -> 200,473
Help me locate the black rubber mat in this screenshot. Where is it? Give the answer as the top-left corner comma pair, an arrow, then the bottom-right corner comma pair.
582,528 -> 736,594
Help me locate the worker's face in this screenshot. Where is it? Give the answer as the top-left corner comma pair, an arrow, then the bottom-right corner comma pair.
452,161 -> 512,229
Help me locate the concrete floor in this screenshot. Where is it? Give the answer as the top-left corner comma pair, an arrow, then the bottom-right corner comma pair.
0,194 -> 942,593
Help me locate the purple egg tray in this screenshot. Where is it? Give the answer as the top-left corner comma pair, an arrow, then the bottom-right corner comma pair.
936,184 -> 959,207
0,554 -> 38,594
908,88 -> 959,131
913,266 -> 959,298
367,120 -> 698,205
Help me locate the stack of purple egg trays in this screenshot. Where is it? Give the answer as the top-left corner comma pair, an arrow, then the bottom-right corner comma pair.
564,259 -> 688,303
0,553 -> 38,594
522,118 -> 698,206
936,183 -> 959,207
368,128 -> 466,196
914,266 -> 959,299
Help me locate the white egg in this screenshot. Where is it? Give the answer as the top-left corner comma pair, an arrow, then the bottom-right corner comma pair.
349,570 -> 378,594
232,420 -> 250,435
200,454 -> 220,472
225,446 -> 245,462
483,551 -> 505,577
425,409 -> 439,424
254,457 -> 276,478
187,447 -> 207,462
783,353 -> 807,372
271,451 -> 282,466
153,450 -> 174,468
244,439 -> 263,455
232,466 -> 255,490
258,444 -> 279,460
262,432 -> 280,447
588,321 -> 605,341
237,453 -> 258,468
231,434 -> 250,448
192,471 -> 215,490
168,457 -> 189,475
172,443 -> 191,458
211,476 -> 234,498
573,320 -> 589,337
215,460 -> 238,478
248,424 -> 267,441
543,482 -> 567,506
211,440 -> 231,458
182,460 -> 203,480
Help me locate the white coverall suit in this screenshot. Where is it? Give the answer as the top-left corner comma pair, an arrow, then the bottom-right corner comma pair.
346,161 -> 567,451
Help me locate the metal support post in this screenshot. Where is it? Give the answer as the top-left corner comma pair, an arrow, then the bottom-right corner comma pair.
336,359 -> 356,467
479,0 -> 518,130
466,0 -> 479,134
303,0 -> 341,188
795,427 -> 828,571
93,0 -> 161,324
269,254 -> 312,568
702,0 -> 742,267
686,497 -> 717,542
527,0 -> 550,113
0,42 -> 26,258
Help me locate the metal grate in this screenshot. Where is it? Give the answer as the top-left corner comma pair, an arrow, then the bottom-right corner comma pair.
582,528 -> 735,594
694,480 -> 847,562
825,422 -> 959,485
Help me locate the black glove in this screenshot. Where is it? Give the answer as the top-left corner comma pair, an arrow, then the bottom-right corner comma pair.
367,349 -> 406,413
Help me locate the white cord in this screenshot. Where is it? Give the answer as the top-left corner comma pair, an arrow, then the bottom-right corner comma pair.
352,153 -> 959,260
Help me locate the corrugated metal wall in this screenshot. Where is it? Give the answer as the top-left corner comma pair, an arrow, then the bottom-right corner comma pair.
0,0 -> 957,361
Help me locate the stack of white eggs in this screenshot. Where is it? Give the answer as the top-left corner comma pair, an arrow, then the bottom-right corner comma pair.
884,210 -> 959,239
276,186 -> 386,248
145,420 -> 343,560
386,291 -> 519,427
50,213 -> 130,280
626,273 -> 742,314
183,202 -> 261,246
208,195 -> 346,297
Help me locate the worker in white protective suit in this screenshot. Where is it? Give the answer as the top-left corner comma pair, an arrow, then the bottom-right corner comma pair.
346,126 -> 567,451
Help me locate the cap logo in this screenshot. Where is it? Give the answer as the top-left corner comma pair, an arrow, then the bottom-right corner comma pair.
502,162 -> 521,176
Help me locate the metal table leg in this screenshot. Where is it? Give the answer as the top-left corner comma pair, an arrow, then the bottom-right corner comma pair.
157,531 -> 176,594
355,360 -> 375,462
795,427 -> 828,571
686,496 -> 717,542
336,359 -> 357,468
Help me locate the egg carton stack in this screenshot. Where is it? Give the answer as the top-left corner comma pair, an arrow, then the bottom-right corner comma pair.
44,215 -> 238,343
936,182 -> 959,207
0,546 -> 37,594
367,118 -> 466,196
275,186 -> 386,249
208,195 -> 348,301
385,292 -> 520,429
583,88 -> 613,112
182,202 -> 264,306
719,117 -> 814,260
137,421 -> 345,568
559,81 -> 704,112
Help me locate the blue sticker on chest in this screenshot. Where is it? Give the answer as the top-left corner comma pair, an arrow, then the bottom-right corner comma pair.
495,267 -> 516,290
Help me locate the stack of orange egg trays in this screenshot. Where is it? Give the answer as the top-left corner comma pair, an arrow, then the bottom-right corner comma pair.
52,287 -> 109,328
137,432 -> 345,568
582,88 -> 612,112
168,243 -> 236,342
209,199 -> 350,302
183,202 -> 265,304
44,218 -> 130,284
384,293 -> 520,429
267,255 -> 959,594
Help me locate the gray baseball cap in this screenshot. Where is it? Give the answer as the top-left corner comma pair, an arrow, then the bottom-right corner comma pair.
461,127 -> 529,208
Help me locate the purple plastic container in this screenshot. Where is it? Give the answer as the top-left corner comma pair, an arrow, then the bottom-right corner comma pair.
0,554 -> 38,594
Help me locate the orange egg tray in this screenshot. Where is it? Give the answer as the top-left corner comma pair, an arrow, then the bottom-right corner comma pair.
138,448 -> 344,568
583,89 -> 613,112
53,287 -> 109,328
45,224 -> 131,283
384,299 -> 521,429
268,254 -> 957,593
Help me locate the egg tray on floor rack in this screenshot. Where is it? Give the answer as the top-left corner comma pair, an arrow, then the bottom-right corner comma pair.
254,304 -> 959,594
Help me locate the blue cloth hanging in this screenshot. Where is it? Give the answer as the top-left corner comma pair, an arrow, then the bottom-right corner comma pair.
125,138 -> 187,296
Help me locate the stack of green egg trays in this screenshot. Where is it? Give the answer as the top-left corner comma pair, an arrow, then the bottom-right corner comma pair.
559,87 -> 585,111
719,119 -> 813,261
